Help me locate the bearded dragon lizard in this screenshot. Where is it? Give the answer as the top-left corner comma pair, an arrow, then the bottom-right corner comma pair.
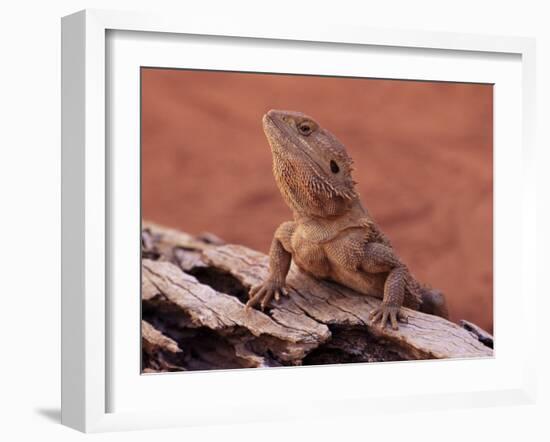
245,110 -> 449,330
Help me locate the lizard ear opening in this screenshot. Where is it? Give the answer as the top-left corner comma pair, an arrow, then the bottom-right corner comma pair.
330,160 -> 340,174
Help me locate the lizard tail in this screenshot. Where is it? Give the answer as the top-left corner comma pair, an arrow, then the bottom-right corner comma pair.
404,273 -> 450,319
418,285 -> 450,319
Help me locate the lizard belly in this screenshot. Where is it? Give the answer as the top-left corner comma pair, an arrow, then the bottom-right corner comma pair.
330,265 -> 386,298
324,234 -> 386,298
290,228 -> 385,297
290,234 -> 331,279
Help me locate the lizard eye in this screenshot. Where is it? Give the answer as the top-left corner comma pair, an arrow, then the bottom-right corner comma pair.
298,122 -> 313,136
330,160 -> 340,173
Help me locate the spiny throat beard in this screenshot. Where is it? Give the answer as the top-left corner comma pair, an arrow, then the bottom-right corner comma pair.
272,153 -> 357,218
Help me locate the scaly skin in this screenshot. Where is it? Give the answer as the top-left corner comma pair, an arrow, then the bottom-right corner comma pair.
246,110 -> 449,329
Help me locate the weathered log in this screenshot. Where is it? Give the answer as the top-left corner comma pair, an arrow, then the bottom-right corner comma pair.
141,221 -> 492,372
141,320 -> 185,372
460,319 -> 494,349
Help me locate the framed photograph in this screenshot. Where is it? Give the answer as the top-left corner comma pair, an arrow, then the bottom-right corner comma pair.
61,9 -> 537,432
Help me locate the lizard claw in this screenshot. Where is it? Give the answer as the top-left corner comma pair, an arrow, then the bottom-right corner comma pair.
245,279 -> 287,311
369,305 -> 407,330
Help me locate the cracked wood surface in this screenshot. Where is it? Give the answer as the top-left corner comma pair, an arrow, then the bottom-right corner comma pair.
142,221 -> 492,372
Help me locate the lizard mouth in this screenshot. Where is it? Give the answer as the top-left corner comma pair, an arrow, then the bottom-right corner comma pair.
262,111 -> 281,138
262,110 -> 302,155
262,113 -> 275,134
262,112 -> 285,152
262,110 -> 326,172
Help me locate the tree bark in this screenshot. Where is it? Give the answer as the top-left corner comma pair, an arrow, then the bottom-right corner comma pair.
141,221 -> 493,372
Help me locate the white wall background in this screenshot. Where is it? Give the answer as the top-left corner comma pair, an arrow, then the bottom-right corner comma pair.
0,1 -> 547,440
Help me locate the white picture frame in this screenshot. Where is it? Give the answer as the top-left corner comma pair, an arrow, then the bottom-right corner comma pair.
61,9 -> 537,433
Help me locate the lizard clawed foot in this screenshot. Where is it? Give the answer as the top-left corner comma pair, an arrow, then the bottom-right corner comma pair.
245,279 -> 288,312
369,304 -> 408,330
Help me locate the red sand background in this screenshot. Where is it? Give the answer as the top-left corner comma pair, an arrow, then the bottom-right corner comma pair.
141,68 -> 493,332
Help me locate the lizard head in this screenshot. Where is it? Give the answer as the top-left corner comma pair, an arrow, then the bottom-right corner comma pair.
262,109 -> 358,217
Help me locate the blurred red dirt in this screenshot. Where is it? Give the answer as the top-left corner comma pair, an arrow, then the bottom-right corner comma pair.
141,68 -> 493,332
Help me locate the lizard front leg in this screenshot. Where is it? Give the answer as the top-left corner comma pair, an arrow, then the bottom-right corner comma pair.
369,266 -> 410,330
360,243 -> 409,330
246,222 -> 295,311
